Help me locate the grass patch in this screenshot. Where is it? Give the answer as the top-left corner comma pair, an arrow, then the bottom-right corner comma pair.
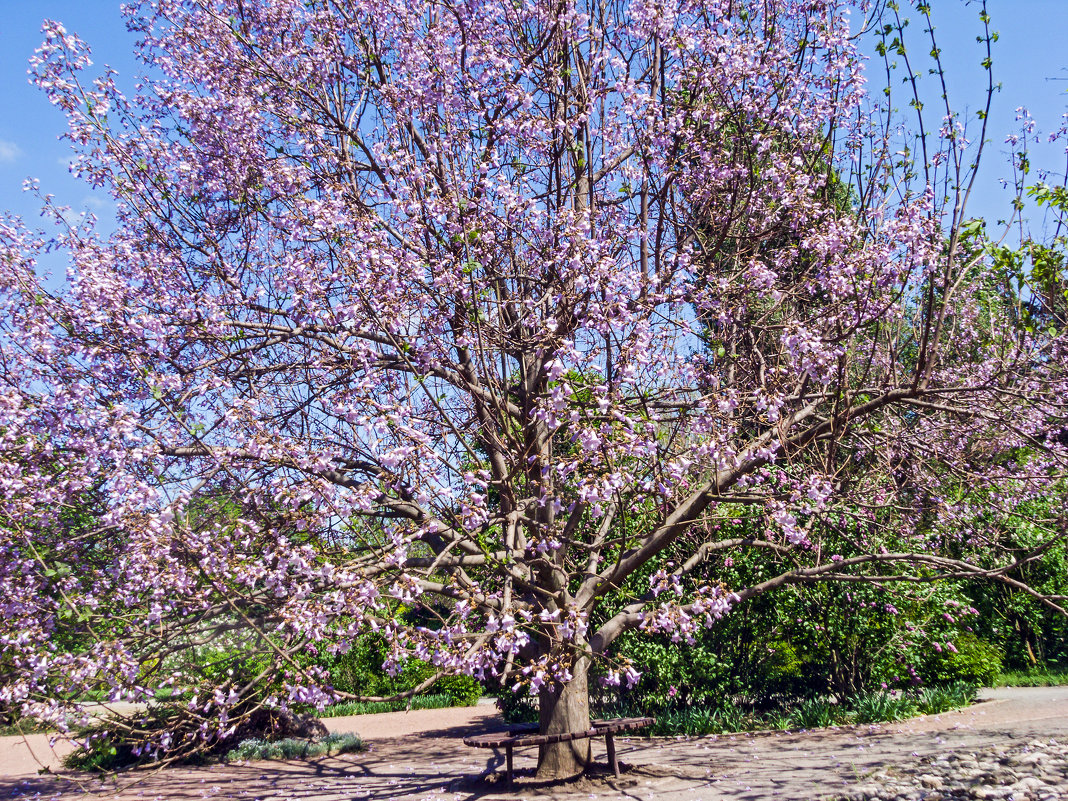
317,693 -> 473,718
847,681 -> 976,724
0,719 -> 56,737
790,696 -> 848,729
915,681 -> 978,714
849,691 -> 918,724
995,667 -> 1068,687
647,705 -> 748,736
534,681 -> 983,738
225,732 -> 364,762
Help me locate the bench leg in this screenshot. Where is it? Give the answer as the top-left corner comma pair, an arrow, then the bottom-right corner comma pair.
606,733 -> 619,778
506,744 -> 513,783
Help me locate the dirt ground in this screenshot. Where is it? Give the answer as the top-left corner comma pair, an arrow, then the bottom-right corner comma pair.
1,686 -> 1065,800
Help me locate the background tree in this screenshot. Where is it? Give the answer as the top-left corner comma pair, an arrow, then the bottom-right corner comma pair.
0,0 -> 1065,778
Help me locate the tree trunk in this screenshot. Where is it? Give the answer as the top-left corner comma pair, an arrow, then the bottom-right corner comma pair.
536,654 -> 592,779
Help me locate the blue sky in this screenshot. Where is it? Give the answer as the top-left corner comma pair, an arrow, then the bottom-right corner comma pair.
1,1 -> 1066,238
0,1 -> 138,230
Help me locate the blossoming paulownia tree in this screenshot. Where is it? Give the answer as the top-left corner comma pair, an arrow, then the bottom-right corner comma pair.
1,0 -> 1065,778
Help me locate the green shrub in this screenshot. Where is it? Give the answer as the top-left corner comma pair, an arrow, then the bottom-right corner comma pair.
757,640 -> 806,698
434,674 -> 483,705
225,732 -> 364,762
226,738 -> 270,761
496,689 -> 538,724
924,634 -> 1002,686
959,500 -> 1068,670
318,635 -> 435,698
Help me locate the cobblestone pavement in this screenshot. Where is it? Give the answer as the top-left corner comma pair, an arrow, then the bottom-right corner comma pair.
833,737 -> 1067,800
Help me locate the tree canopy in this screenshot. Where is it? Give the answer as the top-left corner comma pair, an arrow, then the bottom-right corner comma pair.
0,0 -> 1065,778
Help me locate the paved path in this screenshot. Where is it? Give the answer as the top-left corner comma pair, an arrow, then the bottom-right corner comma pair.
1,687 -> 1065,800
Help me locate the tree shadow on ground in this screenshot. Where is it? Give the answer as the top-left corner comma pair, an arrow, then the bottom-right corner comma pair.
5,693 -> 1065,801
0,746 -> 711,800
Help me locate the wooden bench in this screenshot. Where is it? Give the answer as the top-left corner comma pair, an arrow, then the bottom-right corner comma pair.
463,716 -> 655,782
